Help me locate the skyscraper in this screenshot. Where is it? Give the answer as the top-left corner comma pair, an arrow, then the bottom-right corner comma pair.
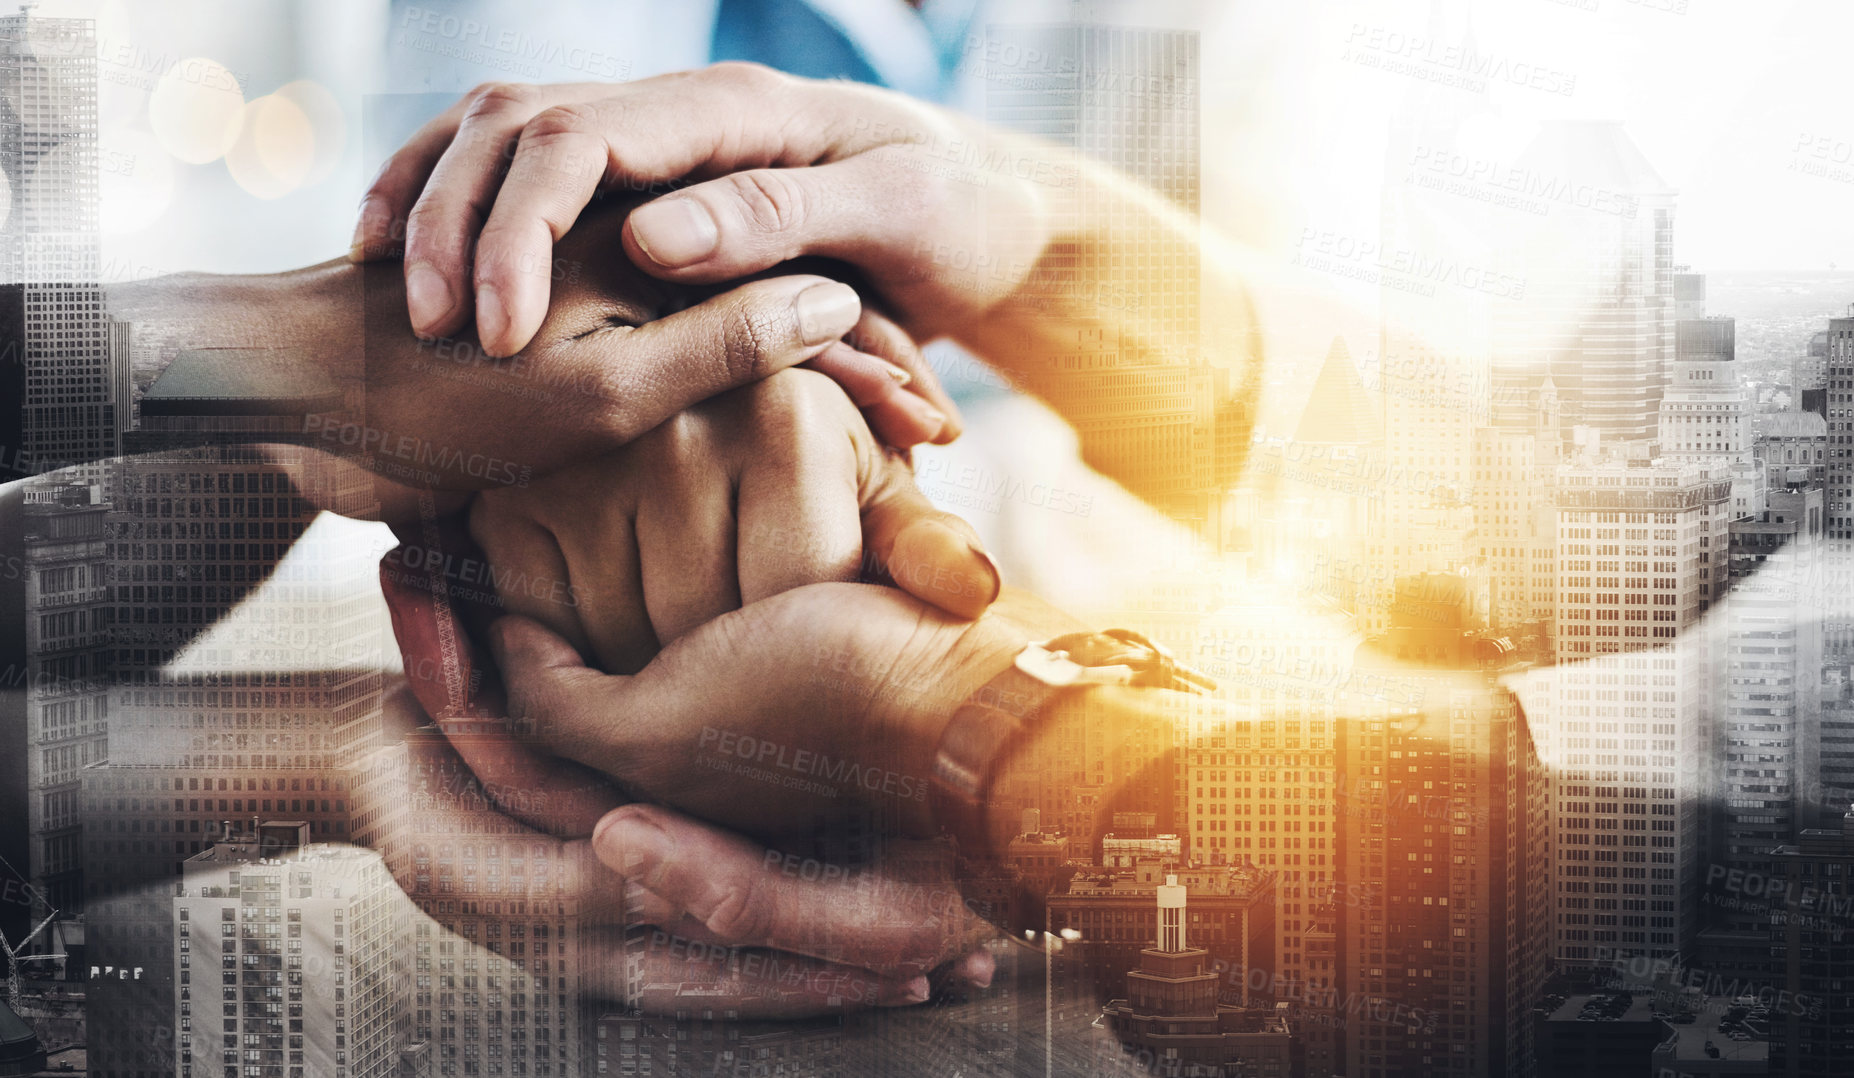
1818,311 -> 1854,664
17,481 -> 109,926
1701,482 -> 1824,976
1335,574 -> 1549,1078
1496,121 -> 1676,447
1661,305 -> 1761,518
1046,858 -> 1274,1000
982,24 -> 1241,527
1549,459 -> 1732,968
391,728 -> 587,1078
0,11 -> 123,476
172,824 -> 400,1078
1768,808 -> 1854,1077
1188,591 -> 1349,1015
1474,377 -> 1563,635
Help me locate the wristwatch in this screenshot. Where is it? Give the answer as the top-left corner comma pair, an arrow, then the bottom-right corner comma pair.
929,629 -> 1214,869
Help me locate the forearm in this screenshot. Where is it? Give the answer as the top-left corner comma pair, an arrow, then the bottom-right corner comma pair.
107,259 -> 361,396
952,148 -> 1263,505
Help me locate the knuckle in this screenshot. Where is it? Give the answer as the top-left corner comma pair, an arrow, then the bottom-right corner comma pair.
640,407 -> 710,462
720,169 -> 809,236
521,101 -> 601,144
718,303 -> 782,384
705,60 -> 784,93
465,80 -> 540,116
744,368 -> 840,432
733,370 -> 810,439
403,198 -> 470,253
703,873 -> 778,943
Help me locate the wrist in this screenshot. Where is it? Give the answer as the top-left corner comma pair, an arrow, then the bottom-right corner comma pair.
890,592 -> 1089,806
926,626 -> 1213,865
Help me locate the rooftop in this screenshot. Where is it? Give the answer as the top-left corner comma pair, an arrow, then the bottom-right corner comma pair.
1546,992 -> 1658,1024
1656,999 -> 1771,1066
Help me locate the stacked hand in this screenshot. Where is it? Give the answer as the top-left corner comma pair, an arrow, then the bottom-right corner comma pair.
352,64 -> 1053,357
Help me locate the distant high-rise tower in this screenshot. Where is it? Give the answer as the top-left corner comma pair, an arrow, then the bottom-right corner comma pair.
1661,295 -> 1761,517
1768,808 -> 1854,1077
1099,874 -> 1299,1074
1188,593 -> 1349,1015
1496,122 -> 1676,448
0,11 -> 124,475
984,23 -> 1199,334
1673,271 -> 1706,322
394,728 -> 586,1078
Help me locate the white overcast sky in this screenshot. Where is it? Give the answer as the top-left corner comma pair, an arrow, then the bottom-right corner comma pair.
1195,0 -> 1854,273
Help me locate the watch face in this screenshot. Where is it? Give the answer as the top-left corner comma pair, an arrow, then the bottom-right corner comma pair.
1014,644 -> 1092,687
1044,630 -> 1154,669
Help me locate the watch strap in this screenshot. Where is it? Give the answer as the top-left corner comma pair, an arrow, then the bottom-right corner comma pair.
930,662 -> 1076,867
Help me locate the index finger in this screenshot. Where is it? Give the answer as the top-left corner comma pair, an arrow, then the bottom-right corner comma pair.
470,65 -> 924,355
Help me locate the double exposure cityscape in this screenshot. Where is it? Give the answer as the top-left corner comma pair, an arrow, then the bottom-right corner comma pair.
1,1 -> 1851,1076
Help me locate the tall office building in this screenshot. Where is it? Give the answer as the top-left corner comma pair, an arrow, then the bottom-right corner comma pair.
1701,483 -> 1824,972
85,348 -> 385,1078
172,824 -> 400,1078
1474,378 -> 1563,635
1761,410 -> 1828,492
1253,337 -> 1385,620
1818,311 -> 1854,664
17,481 -> 110,928
1334,574 -> 1549,1078
1673,271 -> 1706,322
1188,591 -> 1349,1014
0,11 -> 124,476
1768,808 -> 1854,1078
1549,459 -> 1732,967
1661,307 -> 1762,518
983,23 -> 1199,343
1046,858 -> 1274,999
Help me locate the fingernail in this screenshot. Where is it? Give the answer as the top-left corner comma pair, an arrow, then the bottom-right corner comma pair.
970,541 -> 1002,606
794,281 -> 860,347
959,950 -> 995,989
476,286 -> 508,351
406,263 -> 455,336
889,392 -> 948,445
878,359 -> 912,386
879,975 -> 932,1006
630,198 -> 718,268
594,811 -> 671,878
